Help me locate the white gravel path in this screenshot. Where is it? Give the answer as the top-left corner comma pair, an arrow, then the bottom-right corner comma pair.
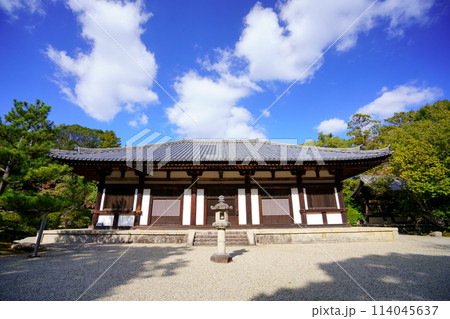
0,235 -> 449,301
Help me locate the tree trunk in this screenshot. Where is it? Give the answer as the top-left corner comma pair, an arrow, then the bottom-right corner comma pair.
0,163 -> 11,195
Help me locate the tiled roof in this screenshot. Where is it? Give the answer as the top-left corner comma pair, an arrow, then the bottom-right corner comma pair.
50,139 -> 391,164
360,175 -> 404,190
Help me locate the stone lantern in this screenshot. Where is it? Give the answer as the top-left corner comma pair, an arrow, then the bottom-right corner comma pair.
210,195 -> 232,263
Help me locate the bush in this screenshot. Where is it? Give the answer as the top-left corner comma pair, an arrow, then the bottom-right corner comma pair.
346,205 -> 363,226
0,211 -> 40,241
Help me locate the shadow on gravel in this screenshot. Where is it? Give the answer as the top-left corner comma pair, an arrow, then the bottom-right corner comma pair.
229,249 -> 249,258
251,253 -> 450,301
0,244 -> 190,301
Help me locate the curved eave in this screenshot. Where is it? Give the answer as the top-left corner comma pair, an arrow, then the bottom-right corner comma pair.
50,155 -> 391,165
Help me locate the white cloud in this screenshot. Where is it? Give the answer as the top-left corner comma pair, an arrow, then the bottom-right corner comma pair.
316,118 -> 347,135
235,0 -> 434,82
166,70 -> 265,139
129,113 -> 148,127
165,0 -> 435,139
0,0 -> 44,18
371,0 -> 433,37
46,0 -> 158,122
356,84 -> 443,119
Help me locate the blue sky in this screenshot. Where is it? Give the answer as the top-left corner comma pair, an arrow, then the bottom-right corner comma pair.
0,0 -> 449,146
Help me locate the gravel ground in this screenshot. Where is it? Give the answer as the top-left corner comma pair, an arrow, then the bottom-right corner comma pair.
0,235 -> 449,301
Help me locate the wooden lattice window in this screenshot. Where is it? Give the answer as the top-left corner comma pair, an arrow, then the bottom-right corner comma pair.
305,187 -> 337,208
151,198 -> 181,216
261,197 -> 290,216
103,189 -> 135,210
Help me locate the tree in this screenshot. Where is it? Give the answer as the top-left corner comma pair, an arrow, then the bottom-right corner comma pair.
52,125 -> 121,226
374,110 -> 417,148
346,113 -> 381,149
0,100 -> 69,241
385,100 -> 450,228
98,130 -> 121,148
0,100 -> 67,195
315,132 -> 352,148
48,174 -> 96,228
54,124 -> 121,150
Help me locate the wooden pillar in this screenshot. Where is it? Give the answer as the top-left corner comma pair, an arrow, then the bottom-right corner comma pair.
91,212 -> 99,229
148,194 -> 154,225
93,171 -> 106,228
322,211 -> 328,225
334,170 -> 348,225
187,170 -> 202,226
294,170 -> 307,226
191,184 -> 197,226
113,212 -> 119,229
94,173 -> 106,211
244,173 -> 252,225
134,171 -> 145,226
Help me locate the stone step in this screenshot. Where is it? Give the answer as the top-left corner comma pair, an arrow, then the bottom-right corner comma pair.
193,231 -> 249,246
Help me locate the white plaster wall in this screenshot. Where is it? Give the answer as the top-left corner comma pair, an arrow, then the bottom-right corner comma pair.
139,189 -> 151,226
251,188 -> 260,225
291,188 -> 301,224
275,171 -> 294,178
196,189 -> 204,225
132,188 -> 138,211
238,188 -> 247,225
253,171 -> 272,178
118,215 -> 135,227
148,171 -> 166,178
172,171 -> 189,178
201,171 -> 218,178
222,171 -> 241,178
99,189 -> 106,210
182,189 -> 191,225
327,213 -> 343,224
306,213 -> 323,225
124,171 -> 136,178
303,188 -> 308,210
108,170 -> 121,178
334,187 -> 341,209
303,170 -> 316,177
97,215 -> 114,226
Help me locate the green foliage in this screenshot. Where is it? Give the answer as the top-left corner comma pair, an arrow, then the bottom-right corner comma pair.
0,100 -> 69,240
342,178 -> 364,225
0,100 -> 123,240
0,100 -> 61,194
98,130 -> 121,148
54,124 -> 121,150
315,133 -> 352,148
346,113 -> 381,149
49,174 -> 96,228
385,100 -> 450,227
346,205 -> 363,226
0,210 -> 42,242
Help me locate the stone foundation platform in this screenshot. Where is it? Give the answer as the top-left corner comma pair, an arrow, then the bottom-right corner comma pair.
40,227 -> 398,245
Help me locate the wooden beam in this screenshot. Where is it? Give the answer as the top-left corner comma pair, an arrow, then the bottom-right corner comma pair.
190,184 -> 197,226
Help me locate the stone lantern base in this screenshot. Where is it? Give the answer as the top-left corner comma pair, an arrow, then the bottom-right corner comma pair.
210,253 -> 232,263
